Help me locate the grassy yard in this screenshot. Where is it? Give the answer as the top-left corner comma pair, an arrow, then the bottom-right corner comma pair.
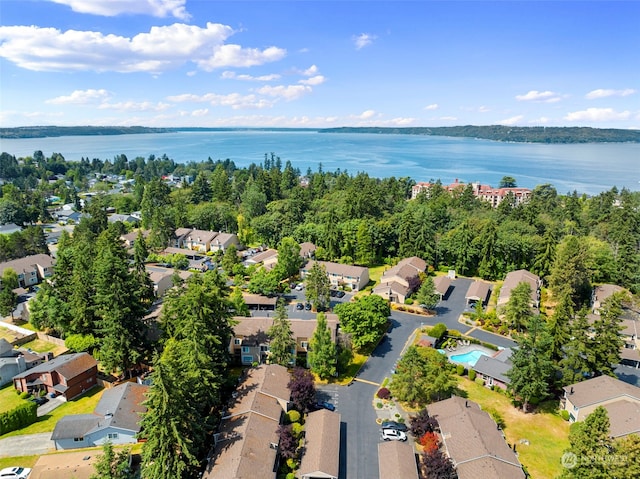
0,386 -> 104,439
0,384 -> 30,411
18,338 -> 67,356
458,378 -> 569,479
0,455 -> 38,469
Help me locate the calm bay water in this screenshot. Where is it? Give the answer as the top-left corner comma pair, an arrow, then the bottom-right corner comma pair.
1,130 -> 638,195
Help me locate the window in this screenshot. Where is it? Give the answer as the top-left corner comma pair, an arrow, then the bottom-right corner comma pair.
108,433 -> 119,439
301,341 -> 309,349
242,346 -> 250,353
74,437 -> 84,442
234,338 -> 241,345
242,356 -> 253,364
260,345 -> 269,352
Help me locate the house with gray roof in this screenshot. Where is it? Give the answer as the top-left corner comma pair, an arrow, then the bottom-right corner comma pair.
297,409 -> 340,479
51,382 -> 148,450
465,281 -> 491,306
0,254 -> 54,288
561,375 -> 640,437
428,396 -> 525,479
300,260 -> 369,292
433,275 -> 452,300
0,338 -> 51,387
591,284 -> 625,314
472,348 -> 513,390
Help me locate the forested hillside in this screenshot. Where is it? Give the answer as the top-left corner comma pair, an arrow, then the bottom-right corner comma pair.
1,150 -> 639,295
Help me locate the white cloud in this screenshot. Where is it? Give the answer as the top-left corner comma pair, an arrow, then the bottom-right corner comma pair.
50,0 -> 190,20
500,115 -> 524,125
439,116 -> 457,121
167,92 -> 274,110
256,84 -> 312,101
585,88 -> 636,99
477,106 -> 490,113
191,108 -> 209,117
303,65 -> 318,76
564,108 -> 631,122
357,110 -> 377,120
0,23 -> 285,73
354,33 -> 376,50
46,89 -> 109,105
98,101 -> 171,112
221,71 -> 281,81
515,90 -> 561,103
424,104 -> 439,111
299,75 -> 325,86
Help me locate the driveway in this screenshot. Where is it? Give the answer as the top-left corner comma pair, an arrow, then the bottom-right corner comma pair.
0,433 -> 54,457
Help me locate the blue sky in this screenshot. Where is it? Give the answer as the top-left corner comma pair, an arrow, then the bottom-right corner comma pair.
1,0 -> 638,128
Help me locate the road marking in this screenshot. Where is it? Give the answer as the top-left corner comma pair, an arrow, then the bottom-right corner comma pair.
352,378 -> 380,386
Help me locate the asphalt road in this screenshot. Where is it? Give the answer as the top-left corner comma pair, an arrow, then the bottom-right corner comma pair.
0,433 -> 54,457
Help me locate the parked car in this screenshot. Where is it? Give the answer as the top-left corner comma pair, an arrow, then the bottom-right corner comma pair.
330,289 -> 338,297
315,400 -> 336,411
0,467 -> 31,479
29,395 -> 49,406
381,420 -> 408,432
295,302 -> 304,310
305,303 -> 312,311
295,284 -> 304,291
335,291 -> 345,298
381,428 -> 407,441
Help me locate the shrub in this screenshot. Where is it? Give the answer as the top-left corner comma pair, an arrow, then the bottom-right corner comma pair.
286,410 -> 301,424
286,473 -> 295,479
475,378 -> 485,386
19,392 -> 30,399
429,323 -> 447,339
291,422 -> 304,437
286,459 -> 296,470
376,402 -> 383,409
468,369 -> 477,381
0,401 -> 37,435
376,387 -> 391,400
560,410 -> 570,421
456,364 -> 465,376
419,431 -> 440,453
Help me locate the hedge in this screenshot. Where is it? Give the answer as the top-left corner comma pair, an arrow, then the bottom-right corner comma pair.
0,400 -> 38,435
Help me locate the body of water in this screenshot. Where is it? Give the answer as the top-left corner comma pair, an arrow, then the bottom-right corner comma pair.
1,130 -> 638,195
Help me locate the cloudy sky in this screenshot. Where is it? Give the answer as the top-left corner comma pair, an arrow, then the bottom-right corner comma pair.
1,0 -> 638,128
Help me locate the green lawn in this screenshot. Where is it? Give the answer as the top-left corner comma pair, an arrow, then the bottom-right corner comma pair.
0,386 -> 104,438
0,384 -> 30,411
18,338 -> 67,355
458,378 -> 569,479
0,455 -> 38,470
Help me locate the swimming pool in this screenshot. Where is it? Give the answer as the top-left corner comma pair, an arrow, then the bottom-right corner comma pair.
449,350 -> 490,367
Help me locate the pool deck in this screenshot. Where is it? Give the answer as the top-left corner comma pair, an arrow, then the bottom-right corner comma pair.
442,343 -> 498,360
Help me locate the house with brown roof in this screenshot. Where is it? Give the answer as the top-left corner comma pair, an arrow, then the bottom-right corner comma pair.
378,441 -> 419,479
119,229 -> 150,249
0,338 -> 51,387
497,269 -> 541,309
51,382 -> 148,450
203,364 -> 290,479
465,281 -> 491,306
29,450 -> 101,479
299,242 -> 317,259
246,248 -> 279,269
13,352 -> 98,401
241,293 -> 278,312
145,264 -> 192,297
0,254 -> 55,288
433,276 -> 452,301
209,232 -> 240,252
300,260 -> 369,292
230,315 -> 339,366
561,375 -> 640,437
374,256 -> 426,303
297,409 -> 340,479
427,396 -> 525,479
591,284 -> 625,314
183,229 -> 220,252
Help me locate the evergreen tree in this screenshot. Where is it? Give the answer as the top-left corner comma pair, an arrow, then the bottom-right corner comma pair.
559,308 -> 593,386
549,235 -> 592,308
588,293 -> 624,377
267,301 -> 296,366
308,312 -> 337,379
190,171 -> 211,204
304,261 -> 331,312
548,291 -> 573,363
274,237 -> 302,280
506,315 -> 554,412
90,441 -> 133,479
140,342 -> 203,479
416,276 -> 440,310
504,282 -> 533,333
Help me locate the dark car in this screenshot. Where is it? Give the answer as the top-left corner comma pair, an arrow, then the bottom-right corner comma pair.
381,420 -> 408,432
316,400 -> 335,411
336,291 -> 345,298
295,302 -> 304,310
29,396 -> 48,406
305,303 -> 312,311
329,289 -> 337,297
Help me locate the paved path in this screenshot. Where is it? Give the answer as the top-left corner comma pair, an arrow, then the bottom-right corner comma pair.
0,433 -> 54,457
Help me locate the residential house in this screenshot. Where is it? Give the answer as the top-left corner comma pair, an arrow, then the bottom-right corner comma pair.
411,179 -> 467,199
592,284 -> 625,314
13,352 -> 98,401
562,375 -> 640,438
0,254 -> 55,288
465,281 -> 491,306
428,396 -> 525,479
108,213 -> 139,225
54,209 -> 86,224
433,276 -> 452,301
373,256 -> 426,303
120,229 -> 150,249
145,265 -> 193,297
183,229 -> 219,252
209,232 -> 240,252
230,315 -> 339,366
620,309 -> 640,368
0,338 -> 52,387
29,450 -> 101,479
378,441 -> 419,479
172,227 -> 193,248
51,382 -> 148,450
472,348 -> 513,390
299,242 -> 317,259
203,364 -> 290,479
242,293 -> 278,312
411,179 -> 531,207
497,269 -> 541,309
300,260 -> 369,292
297,409 -> 341,479
245,249 -> 279,270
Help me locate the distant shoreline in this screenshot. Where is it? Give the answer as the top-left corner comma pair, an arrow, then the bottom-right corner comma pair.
1,125 -> 639,144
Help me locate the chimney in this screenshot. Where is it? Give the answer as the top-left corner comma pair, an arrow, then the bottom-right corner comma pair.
570,387 -> 574,395
465,400 -> 468,408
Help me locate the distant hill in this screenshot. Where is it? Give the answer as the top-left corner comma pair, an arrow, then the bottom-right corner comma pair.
2,125 -> 639,143
319,125 -> 640,143
0,126 -> 168,139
